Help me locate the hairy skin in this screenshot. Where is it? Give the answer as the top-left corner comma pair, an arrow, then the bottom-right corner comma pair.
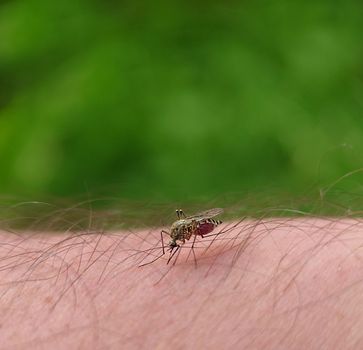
1,218 -> 363,349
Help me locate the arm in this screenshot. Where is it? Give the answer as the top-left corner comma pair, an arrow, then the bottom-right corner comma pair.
1,218 -> 363,349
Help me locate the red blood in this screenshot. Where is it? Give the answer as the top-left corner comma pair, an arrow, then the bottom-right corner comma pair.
196,222 -> 215,236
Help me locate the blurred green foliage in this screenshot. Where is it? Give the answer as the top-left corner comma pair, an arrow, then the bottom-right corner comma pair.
1,0 -> 363,203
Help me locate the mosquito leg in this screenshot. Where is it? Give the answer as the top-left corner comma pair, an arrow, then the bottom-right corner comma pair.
160,230 -> 170,255
139,229 -> 169,267
186,234 -> 198,267
202,232 -> 221,239
172,244 -> 182,266
176,209 -> 187,219
179,209 -> 187,218
167,245 -> 180,264
139,250 -> 165,267
191,234 -> 198,268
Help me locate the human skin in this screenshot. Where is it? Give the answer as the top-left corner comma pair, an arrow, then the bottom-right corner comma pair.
1,218 -> 363,349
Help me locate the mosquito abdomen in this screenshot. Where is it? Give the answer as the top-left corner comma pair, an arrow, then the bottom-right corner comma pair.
196,219 -> 222,236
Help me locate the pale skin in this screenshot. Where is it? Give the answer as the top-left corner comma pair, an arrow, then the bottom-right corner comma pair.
1,218 -> 363,349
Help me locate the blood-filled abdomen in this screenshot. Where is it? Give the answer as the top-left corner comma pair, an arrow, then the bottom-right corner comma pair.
196,222 -> 216,236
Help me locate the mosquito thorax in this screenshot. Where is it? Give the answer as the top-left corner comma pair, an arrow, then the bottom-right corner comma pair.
171,219 -> 186,229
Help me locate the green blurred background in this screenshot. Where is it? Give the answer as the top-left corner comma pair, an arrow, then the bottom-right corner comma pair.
1,0 -> 363,207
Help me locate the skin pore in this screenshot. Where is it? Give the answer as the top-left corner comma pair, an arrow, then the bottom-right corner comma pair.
1,217 -> 363,349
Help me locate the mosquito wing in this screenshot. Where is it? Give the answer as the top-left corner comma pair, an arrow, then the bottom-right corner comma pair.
186,208 -> 224,221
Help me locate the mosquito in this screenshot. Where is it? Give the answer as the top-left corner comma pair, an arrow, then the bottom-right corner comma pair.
140,208 -> 224,266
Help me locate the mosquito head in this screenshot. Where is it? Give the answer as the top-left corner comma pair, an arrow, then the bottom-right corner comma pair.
168,240 -> 178,252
